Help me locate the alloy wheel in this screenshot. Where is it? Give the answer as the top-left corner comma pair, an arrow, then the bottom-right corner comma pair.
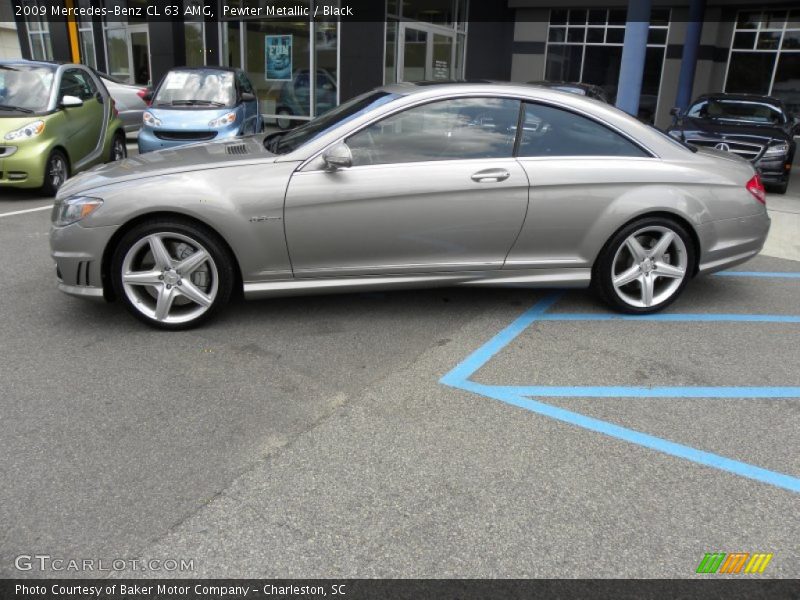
120,232 -> 219,325
48,155 -> 67,190
610,225 -> 688,309
112,136 -> 127,161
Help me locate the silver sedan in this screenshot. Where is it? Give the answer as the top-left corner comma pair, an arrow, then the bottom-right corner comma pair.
50,83 -> 770,329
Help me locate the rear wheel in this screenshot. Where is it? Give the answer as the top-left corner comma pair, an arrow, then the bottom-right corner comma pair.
594,217 -> 695,314
111,219 -> 235,330
41,149 -> 69,196
109,131 -> 127,162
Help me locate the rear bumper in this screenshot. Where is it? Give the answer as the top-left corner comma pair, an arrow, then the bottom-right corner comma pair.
697,211 -> 771,275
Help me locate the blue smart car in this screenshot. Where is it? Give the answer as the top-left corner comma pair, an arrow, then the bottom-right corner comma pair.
138,67 -> 261,153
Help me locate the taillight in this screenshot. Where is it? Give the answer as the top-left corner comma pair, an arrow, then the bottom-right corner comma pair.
136,88 -> 151,106
745,173 -> 766,206
111,98 -> 119,117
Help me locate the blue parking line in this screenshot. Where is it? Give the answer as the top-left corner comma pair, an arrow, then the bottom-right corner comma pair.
455,380 -> 800,494
491,385 -> 800,398
716,271 -> 800,279
538,313 -> 800,323
440,286 -> 800,494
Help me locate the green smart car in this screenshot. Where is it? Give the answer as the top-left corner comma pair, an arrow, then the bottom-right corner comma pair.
0,60 -> 126,195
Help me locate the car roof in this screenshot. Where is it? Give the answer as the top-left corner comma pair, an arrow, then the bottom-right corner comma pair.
0,59 -> 77,69
167,66 -> 240,73
381,80 -> 547,96
693,93 -> 785,108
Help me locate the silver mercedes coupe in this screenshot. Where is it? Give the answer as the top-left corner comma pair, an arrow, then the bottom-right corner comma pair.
50,82 -> 770,329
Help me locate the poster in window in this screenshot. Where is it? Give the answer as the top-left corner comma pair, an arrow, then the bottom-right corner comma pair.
265,35 -> 292,81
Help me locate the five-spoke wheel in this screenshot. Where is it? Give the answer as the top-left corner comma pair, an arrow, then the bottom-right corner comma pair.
112,220 -> 234,329
595,217 -> 695,313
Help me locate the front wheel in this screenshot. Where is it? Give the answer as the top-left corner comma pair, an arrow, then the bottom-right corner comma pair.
41,149 -> 69,196
111,219 -> 235,329
594,217 -> 695,314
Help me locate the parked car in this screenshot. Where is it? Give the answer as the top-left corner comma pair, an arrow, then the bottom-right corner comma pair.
275,68 -> 337,129
138,67 -> 261,154
529,81 -> 610,103
93,69 -> 148,135
51,82 -> 769,329
667,93 -> 799,194
0,60 -> 126,195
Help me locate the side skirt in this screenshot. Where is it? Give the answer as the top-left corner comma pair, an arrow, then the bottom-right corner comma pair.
242,268 -> 592,299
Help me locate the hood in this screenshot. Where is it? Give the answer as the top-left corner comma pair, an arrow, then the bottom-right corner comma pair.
58,135 -> 276,197
680,117 -> 788,143
148,106 -> 238,129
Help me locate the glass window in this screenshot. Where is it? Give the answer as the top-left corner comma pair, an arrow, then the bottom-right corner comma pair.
0,64 -> 55,112
726,53 -> 776,95
237,71 -> 254,94
245,18 -> 311,120
346,97 -> 521,166
771,53 -> 800,115
59,69 -> 95,101
315,22 -> 338,116
518,103 -> 648,158
153,69 -> 236,107
105,27 -> 130,81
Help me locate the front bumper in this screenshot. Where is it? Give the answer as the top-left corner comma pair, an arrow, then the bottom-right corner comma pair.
50,221 -> 120,300
137,126 -> 239,153
0,140 -> 51,188
755,155 -> 792,185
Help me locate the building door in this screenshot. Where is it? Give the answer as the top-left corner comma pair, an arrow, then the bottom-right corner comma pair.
104,24 -> 150,86
398,23 -> 455,82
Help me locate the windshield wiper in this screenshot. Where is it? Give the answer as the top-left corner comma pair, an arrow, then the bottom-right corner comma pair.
170,99 -> 225,107
0,104 -> 33,113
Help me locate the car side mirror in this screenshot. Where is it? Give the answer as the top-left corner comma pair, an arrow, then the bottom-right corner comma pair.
60,95 -> 83,108
241,92 -> 256,102
322,143 -> 352,171
669,107 -> 682,117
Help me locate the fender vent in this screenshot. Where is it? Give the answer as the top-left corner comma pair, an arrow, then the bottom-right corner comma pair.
225,144 -> 249,155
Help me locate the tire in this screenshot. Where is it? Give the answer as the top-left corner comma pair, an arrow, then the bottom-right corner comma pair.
593,216 -> 696,314
276,109 -> 293,130
111,218 -> 235,330
109,131 -> 127,162
41,149 -> 69,196
768,180 -> 788,195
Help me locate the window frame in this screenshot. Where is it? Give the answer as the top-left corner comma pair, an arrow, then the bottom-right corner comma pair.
299,93 -> 657,171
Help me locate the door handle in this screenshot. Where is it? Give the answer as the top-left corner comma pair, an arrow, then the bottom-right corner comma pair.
471,168 -> 510,183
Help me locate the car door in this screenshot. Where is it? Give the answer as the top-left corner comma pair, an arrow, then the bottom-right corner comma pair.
284,96 -> 529,277
236,70 -> 258,133
505,101 -> 659,268
58,68 -> 104,165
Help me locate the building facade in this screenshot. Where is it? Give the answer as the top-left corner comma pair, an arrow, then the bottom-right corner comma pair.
11,1 -> 800,129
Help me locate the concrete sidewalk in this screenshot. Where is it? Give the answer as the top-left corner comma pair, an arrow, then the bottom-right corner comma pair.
762,160 -> 800,262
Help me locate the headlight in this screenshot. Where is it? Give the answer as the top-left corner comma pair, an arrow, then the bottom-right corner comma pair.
763,142 -> 789,157
52,196 -> 103,227
4,120 -> 45,141
208,112 -> 237,128
143,111 -> 161,127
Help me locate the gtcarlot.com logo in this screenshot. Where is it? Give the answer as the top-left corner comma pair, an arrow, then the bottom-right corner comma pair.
14,554 -> 195,573
696,552 -> 773,574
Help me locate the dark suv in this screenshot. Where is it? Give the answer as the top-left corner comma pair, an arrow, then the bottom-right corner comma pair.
667,94 -> 799,194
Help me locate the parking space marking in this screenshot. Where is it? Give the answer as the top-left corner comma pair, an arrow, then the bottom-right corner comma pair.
715,271 -> 800,279
0,205 -> 52,219
441,279 -> 800,494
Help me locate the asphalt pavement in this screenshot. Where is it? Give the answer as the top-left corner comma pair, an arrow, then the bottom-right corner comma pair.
1,146 -> 798,579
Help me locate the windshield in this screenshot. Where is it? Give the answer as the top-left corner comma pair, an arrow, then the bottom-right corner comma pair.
266,91 -> 400,154
154,70 -> 236,107
687,99 -> 785,125
0,64 -> 55,113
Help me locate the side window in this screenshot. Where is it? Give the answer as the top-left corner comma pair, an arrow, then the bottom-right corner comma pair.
237,72 -> 253,94
59,69 -> 95,101
346,97 -> 521,166
518,102 -> 649,158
